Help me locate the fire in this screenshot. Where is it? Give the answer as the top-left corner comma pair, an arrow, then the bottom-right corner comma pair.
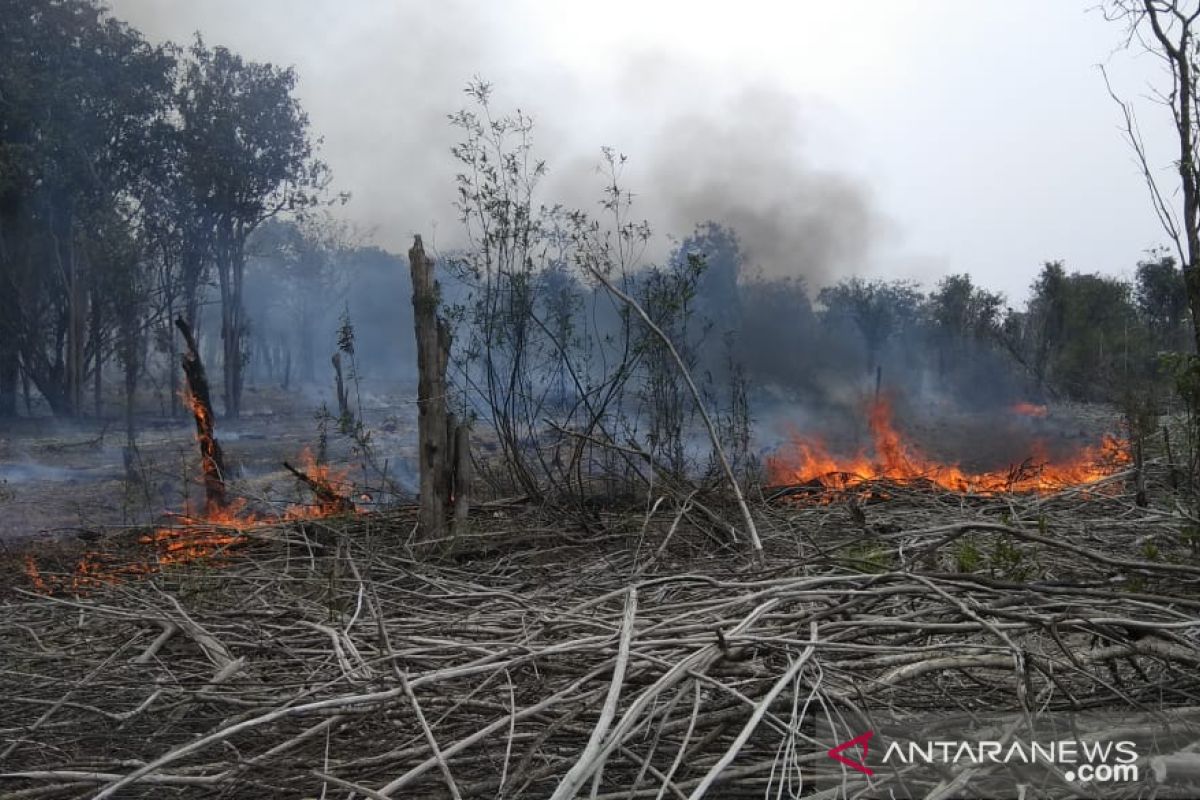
1011,402 -> 1049,418
768,397 -> 1130,495
24,447 -> 356,594
283,447 -> 354,518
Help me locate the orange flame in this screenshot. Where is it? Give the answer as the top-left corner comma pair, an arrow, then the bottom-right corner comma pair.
24,447 -> 357,594
283,447 -> 353,518
768,397 -> 1129,495
1011,402 -> 1049,418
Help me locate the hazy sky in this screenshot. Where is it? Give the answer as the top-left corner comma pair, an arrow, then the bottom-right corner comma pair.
109,0 -> 1175,301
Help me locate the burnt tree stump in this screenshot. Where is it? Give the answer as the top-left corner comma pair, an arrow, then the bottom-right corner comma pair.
174,317 -> 228,514
409,235 -> 470,540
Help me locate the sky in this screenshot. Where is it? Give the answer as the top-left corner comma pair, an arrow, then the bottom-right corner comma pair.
108,0 -> 1177,302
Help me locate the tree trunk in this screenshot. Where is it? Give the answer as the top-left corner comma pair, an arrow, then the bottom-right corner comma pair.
0,213 -> 18,417
281,348 -> 292,390
332,352 -> 350,424
166,293 -> 179,418
1138,3 -> 1200,352
124,345 -> 138,482
232,234 -> 247,416
0,348 -> 17,418
55,204 -> 84,416
299,299 -> 315,382
215,219 -> 246,420
410,235 -> 453,539
175,317 -> 228,514
21,362 -> 31,416
91,284 -> 102,418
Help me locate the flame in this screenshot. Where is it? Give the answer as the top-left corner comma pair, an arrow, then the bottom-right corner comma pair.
25,447 -> 357,594
768,396 -> 1129,495
24,554 -> 48,594
283,447 -> 353,518
1011,402 -> 1049,418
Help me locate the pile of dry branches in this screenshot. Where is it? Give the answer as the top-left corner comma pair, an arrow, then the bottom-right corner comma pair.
2,467 -> 1199,798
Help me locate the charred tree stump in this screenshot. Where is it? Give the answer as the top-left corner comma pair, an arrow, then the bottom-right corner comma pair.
174,317 -> 228,514
410,235 -> 461,539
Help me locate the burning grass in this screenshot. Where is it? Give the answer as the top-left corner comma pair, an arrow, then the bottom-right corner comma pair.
22,446 -> 356,594
2,458 -> 1198,798
768,396 -> 1130,496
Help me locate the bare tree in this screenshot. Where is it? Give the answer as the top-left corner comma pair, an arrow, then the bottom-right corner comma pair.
1105,0 -> 1200,352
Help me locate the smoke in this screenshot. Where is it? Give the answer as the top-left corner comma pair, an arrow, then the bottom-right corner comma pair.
109,0 -> 880,289
642,87 -> 877,285
101,0 -> 1067,466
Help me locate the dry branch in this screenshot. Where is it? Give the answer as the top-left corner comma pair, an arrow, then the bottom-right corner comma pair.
283,461 -> 354,514
2,464 -> 1199,798
582,266 -> 763,559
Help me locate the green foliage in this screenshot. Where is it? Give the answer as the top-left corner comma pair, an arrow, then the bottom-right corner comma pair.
447,80 -> 714,500
844,540 -> 893,573
314,403 -> 331,464
1160,352 -> 1200,491
818,277 -> 922,373
336,308 -> 356,359
1180,524 -> 1200,558
1136,252 -> 1191,351
177,36 -> 330,417
635,252 -> 708,475
0,0 -> 174,415
928,274 -> 1004,341
954,536 -> 982,573
1001,261 -> 1157,402
0,1 -> 331,420
990,535 -> 1033,581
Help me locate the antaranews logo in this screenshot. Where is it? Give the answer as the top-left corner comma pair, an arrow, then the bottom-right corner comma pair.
815,710 -> 1199,799
880,738 -> 1140,785
827,731 -> 875,777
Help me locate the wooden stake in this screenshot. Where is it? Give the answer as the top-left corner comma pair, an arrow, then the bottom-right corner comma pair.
409,236 -> 452,539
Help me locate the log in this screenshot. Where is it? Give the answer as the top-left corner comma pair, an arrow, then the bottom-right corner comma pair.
410,236 -> 452,539
174,317 -> 228,514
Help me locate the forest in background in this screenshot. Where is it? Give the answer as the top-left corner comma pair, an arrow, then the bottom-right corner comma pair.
2,0 -> 1197,501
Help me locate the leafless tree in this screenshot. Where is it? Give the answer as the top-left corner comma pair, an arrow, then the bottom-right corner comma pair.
1105,0 -> 1200,352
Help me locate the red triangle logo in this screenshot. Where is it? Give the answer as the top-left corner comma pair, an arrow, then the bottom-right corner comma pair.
827,730 -> 875,776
